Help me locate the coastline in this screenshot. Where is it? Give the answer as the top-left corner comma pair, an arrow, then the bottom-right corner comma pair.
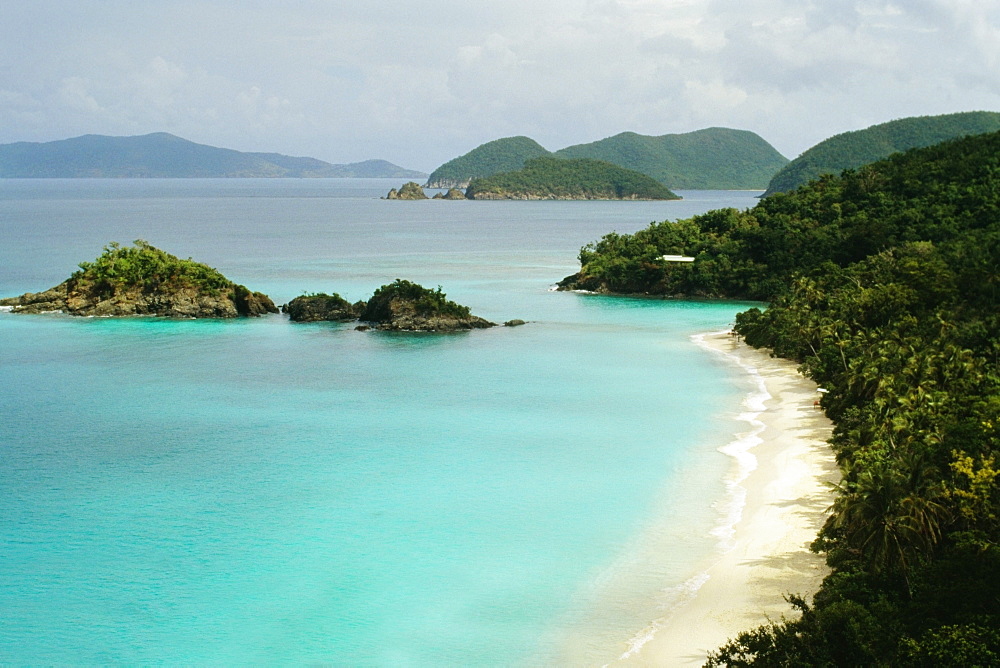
617,330 -> 838,666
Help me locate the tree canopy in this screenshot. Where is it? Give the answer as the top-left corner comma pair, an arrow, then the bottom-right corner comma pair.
762,110 -> 1000,196
465,156 -> 679,200
566,130 -> 1000,664
554,127 -> 788,189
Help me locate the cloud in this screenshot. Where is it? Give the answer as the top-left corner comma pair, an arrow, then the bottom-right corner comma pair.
1,1 -> 999,168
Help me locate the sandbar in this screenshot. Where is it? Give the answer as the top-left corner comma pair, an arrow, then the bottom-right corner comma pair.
616,330 -> 838,666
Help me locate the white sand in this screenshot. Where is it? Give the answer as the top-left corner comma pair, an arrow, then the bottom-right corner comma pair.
616,330 -> 838,666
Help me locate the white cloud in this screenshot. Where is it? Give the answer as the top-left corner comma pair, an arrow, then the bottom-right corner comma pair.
1,0 -> 999,168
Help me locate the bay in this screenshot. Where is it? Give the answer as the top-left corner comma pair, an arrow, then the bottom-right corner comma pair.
0,179 -> 761,665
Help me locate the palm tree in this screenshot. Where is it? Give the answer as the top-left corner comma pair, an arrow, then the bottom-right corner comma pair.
830,451 -> 948,595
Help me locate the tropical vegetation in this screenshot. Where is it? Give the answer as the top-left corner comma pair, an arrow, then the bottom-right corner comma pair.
563,131 -> 1000,664
465,156 -> 679,200
360,279 -> 473,321
762,110 -> 1000,196
425,128 -> 788,190
74,239 -> 236,296
424,136 -> 551,187
554,127 -> 788,189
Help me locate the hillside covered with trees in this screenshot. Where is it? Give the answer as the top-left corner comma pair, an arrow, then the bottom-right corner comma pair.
762,110 -> 1000,196
424,136 -> 551,187
425,128 -> 787,190
561,132 -> 1000,664
464,157 -> 679,200
554,127 -> 788,189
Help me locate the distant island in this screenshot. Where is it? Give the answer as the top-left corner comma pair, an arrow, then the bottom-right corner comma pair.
425,128 -> 788,190
762,110 -> 1000,196
425,136 -> 551,188
0,240 -> 277,318
385,182 -> 430,200
283,279 -> 509,332
0,133 -> 427,179
464,157 -> 679,200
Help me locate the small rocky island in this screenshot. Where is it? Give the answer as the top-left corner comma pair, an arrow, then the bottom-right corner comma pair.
0,240 -> 277,318
385,182 -> 429,200
284,279 -> 509,332
282,292 -> 363,322
432,188 -> 467,200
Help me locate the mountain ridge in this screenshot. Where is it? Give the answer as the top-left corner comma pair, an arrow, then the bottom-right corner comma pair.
762,110 -> 1000,196
0,132 -> 427,178
425,128 -> 788,190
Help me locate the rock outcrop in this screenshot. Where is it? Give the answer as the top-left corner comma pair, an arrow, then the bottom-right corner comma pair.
385,182 -> 428,200
432,188 -> 468,200
0,240 -> 277,318
358,279 -> 496,331
282,293 -> 363,322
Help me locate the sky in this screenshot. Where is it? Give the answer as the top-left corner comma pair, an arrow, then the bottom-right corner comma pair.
2,0 -> 999,172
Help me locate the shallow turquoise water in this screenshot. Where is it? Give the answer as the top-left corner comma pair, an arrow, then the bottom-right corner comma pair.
0,180 -> 760,664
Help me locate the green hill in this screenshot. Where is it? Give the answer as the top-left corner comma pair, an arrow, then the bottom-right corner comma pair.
424,136 -> 551,188
762,110 -> 1000,196
464,156 -> 678,200
554,127 -> 788,189
0,133 -> 427,178
426,128 -> 787,190
561,131 -> 1000,664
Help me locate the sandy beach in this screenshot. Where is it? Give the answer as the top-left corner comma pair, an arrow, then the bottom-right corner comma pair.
617,330 -> 838,666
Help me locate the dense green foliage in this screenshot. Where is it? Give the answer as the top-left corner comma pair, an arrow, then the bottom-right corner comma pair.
554,127 -> 788,189
565,130 -> 1000,300
426,128 -> 787,190
424,136 -> 551,187
0,133 -> 425,178
465,157 -> 678,200
73,240 -> 235,297
569,131 -> 1000,665
360,279 -> 472,322
763,111 -> 1000,196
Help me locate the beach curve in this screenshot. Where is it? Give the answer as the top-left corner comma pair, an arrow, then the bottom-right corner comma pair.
615,329 -> 838,666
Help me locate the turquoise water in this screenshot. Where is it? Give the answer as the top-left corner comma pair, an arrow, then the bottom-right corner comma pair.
0,180 -> 760,665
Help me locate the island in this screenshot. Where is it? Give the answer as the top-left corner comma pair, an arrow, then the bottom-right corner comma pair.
282,292 -> 363,322
424,136 -> 552,188
464,157 -> 679,200
431,188 -> 467,200
285,280 -> 504,332
0,132 -> 427,179
0,240 -> 277,318
425,128 -> 789,190
384,182 -> 429,199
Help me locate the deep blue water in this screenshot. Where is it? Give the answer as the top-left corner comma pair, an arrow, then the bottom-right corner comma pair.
0,179 -> 761,665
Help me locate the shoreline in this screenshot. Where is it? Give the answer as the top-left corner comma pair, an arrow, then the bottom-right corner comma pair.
617,330 -> 838,666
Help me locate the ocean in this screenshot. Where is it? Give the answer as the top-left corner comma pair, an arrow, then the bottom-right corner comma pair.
0,179 -> 761,665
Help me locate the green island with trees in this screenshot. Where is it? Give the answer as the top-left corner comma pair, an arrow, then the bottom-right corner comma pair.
0,240 -> 277,318
464,156 -> 679,200
284,279 -> 508,331
553,127 -> 789,190
561,131 -> 1000,664
424,136 -> 551,188
762,110 -> 1000,197
425,128 -> 788,191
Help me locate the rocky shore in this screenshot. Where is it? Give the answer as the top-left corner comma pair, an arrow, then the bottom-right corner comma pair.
284,279 -> 513,332
0,241 -> 277,318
